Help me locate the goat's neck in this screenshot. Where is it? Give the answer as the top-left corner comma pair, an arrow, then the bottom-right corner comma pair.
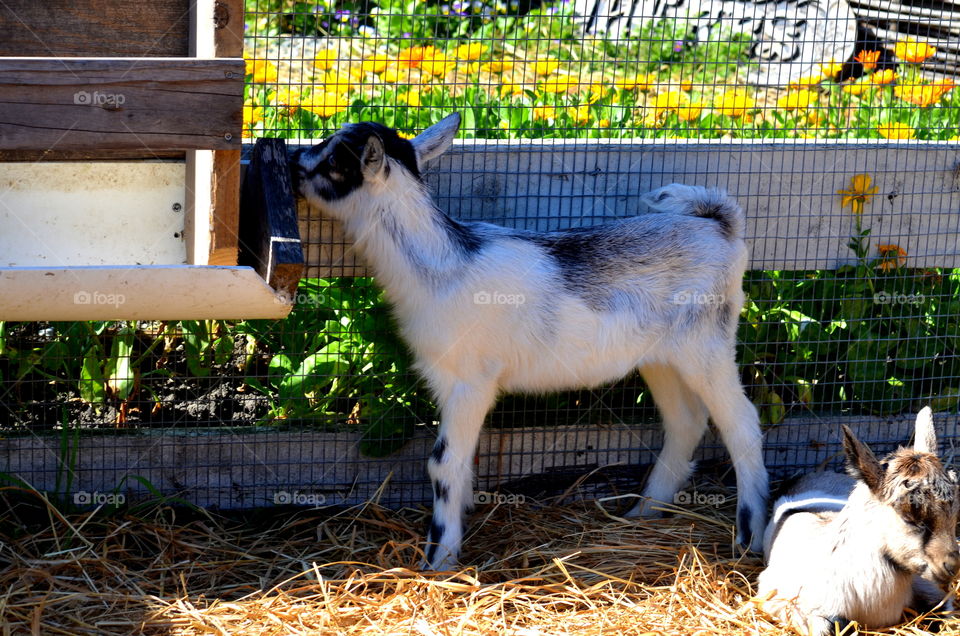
342,178 -> 467,298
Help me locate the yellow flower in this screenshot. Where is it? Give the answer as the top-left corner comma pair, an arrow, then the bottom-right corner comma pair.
842,80 -> 871,96
788,73 -> 825,89
532,105 -> 557,121
301,91 -> 349,118
677,100 -> 703,122
500,83 -> 525,99
269,87 -> 302,112
566,104 -> 591,125
498,120 -> 510,131
598,118 -> 610,128
585,84 -> 607,104
482,59 -> 514,73
713,90 -> 755,117
854,50 -> 881,72
895,37 -> 936,64
314,49 -> 338,71
654,90 -> 685,116
877,244 -> 907,271
245,59 -> 278,84
397,46 -> 431,68
870,69 -> 897,85
837,174 -> 879,215
818,60 -> 844,78
361,55 -> 391,75
894,80 -> 955,107
776,89 -> 817,111
877,122 -> 916,139
397,131 -> 416,140
614,73 -> 655,91
419,49 -> 456,76
532,58 -> 560,76
381,64 -> 412,84
399,90 -> 422,107
454,43 -> 487,61
540,74 -> 579,94
323,71 -> 355,95
242,104 -> 264,138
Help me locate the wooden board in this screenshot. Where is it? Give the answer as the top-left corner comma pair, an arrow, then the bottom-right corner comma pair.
4,414 -> 957,509
0,0 -> 191,57
0,266 -> 292,321
240,139 -> 305,300
285,139 -> 960,275
0,58 -> 243,152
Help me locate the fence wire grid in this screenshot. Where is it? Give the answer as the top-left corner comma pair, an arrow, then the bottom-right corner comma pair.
2,0 -> 960,512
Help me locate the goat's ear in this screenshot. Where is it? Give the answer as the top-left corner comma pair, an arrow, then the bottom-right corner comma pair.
842,424 -> 884,492
361,134 -> 386,179
914,406 -> 937,455
411,113 -> 460,167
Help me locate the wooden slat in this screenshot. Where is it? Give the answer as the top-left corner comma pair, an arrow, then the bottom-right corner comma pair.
240,139 -> 305,300
0,0 -> 191,57
214,0 -> 245,58
283,139 -> 960,275
0,58 -> 242,152
210,150 -> 241,265
0,149 -> 185,162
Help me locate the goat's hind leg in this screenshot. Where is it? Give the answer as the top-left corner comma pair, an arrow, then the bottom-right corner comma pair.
628,363 -> 708,518
423,381 -> 498,571
677,353 -> 768,552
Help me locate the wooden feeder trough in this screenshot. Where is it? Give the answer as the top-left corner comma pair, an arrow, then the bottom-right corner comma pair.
0,0 -> 303,321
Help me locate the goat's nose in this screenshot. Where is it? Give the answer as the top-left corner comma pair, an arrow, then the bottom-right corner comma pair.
943,552 -> 960,578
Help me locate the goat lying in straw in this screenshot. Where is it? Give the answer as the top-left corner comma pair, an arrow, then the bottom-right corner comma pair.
293,113 -> 768,570
757,407 -> 960,634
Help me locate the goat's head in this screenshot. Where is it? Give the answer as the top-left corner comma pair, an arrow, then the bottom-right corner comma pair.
842,407 -> 960,586
292,113 -> 461,220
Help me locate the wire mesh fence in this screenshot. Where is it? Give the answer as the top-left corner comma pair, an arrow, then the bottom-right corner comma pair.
2,0 -> 959,511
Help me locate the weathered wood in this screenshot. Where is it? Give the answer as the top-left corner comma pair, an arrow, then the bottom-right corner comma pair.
0,149 -> 185,162
0,0 -> 191,57
0,266 -> 293,321
210,150 -> 242,265
284,139 -> 960,275
240,139 -> 305,300
214,0 -> 245,58
4,415 -> 956,509
0,58 -> 242,152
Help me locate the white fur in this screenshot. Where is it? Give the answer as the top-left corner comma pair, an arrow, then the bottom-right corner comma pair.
296,113 -> 769,569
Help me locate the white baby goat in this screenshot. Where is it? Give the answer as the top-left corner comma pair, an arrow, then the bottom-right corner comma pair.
758,407 -> 960,635
293,113 -> 768,570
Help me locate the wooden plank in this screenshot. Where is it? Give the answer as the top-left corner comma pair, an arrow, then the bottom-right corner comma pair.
283,139 -> 960,275
0,266 -> 293,321
210,150 -> 241,265
0,162 -> 186,267
0,149 -> 185,162
240,139 -> 305,300
0,58 -> 242,152
4,415 -> 957,510
0,0 -> 191,57
214,0 -> 245,58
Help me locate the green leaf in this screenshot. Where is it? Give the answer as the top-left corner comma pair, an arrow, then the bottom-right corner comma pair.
106,325 -> 136,401
79,347 -> 106,404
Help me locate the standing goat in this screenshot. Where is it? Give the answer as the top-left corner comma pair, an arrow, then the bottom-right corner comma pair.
293,113 -> 768,570
758,407 -> 960,635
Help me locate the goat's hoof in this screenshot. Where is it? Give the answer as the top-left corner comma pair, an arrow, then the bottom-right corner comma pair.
626,497 -> 668,519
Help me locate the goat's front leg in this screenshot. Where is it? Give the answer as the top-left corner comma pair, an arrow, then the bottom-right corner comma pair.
423,380 -> 498,570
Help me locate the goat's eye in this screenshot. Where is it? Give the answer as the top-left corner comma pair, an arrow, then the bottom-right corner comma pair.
327,154 -> 338,169
655,192 -> 670,202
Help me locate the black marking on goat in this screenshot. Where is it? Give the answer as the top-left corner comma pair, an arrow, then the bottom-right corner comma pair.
431,437 -> 447,464
433,480 -> 450,502
425,517 -> 446,564
718,300 -> 733,331
690,200 -> 735,240
882,549 -> 912,574
826,616 -> 852,632
737,505 -> 754,547
441,216 -> 486,255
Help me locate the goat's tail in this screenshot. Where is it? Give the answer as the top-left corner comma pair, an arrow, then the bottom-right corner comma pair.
643,184 -> 745,241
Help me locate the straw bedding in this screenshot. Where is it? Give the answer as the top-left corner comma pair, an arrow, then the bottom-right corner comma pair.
1,488 -> 957,635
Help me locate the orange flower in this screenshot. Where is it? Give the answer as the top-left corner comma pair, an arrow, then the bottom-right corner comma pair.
397,46 -> 431,68
842,80 -> 871,96
245,58 -> 278,84
894,80 -> 955,107
854,50 -> 881,72
894,37 -> 936,64
877,244 -> 907,271
870,69 -> 897,85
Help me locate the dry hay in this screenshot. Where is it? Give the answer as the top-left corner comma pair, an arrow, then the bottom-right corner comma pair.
1,488 -> 957,635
